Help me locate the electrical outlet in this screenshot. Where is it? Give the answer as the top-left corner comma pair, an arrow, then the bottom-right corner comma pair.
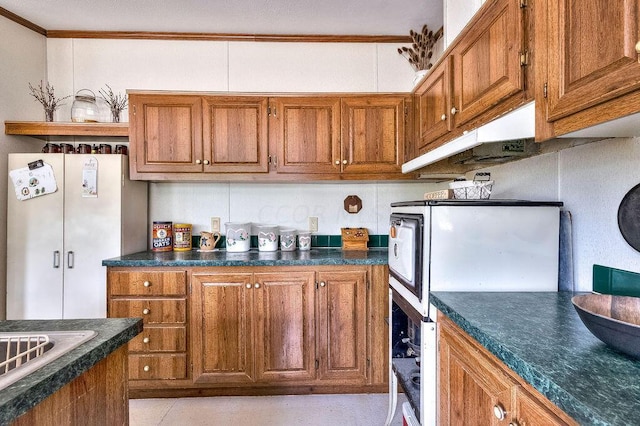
308,217 -> 319,232
211,217 -> 220,233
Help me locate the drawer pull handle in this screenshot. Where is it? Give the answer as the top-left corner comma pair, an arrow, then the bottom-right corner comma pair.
143,365 -> 150,372
246,283 -> 252,289
493,403 -> 507,420
254,283 -> 260,289
143,281 -> 151,287
143,337 -> 150,344
143,308 -> 150,315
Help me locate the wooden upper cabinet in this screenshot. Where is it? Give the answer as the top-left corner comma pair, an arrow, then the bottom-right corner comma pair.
340,96 -> 405,174
544,0 -> 640,122
271,97 -> 341,174
416,56 -> 453,153
202,96 -> 269,173
316,270 -> 367,384
129,94 -> 203,174
452,0 -> 524,127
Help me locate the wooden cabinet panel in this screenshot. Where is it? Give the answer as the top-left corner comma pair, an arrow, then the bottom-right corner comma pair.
129,94 -> 203,173
191,273 -> 255,384
416,57 -> 453,152
316,270 -> 367,384
129,326 -> 187,352
109,299 -> 186,324
452,0 -> 524,127
129,353 -> 188,380
545,0 -> 640,122
272,97 -> 341,174
516,387 -> 574,426
108,270 -> 187,296
202,96 -> 269,173
254,272 -> 316,382
340,97 -> 405,174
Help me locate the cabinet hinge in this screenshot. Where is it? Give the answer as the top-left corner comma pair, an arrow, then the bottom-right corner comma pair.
367,358 -> 371,368
543,82 -> 548,99
520,0 -> 527,8
520,50 -> 529,67
267,106 -> 277,117
315,359 -> 319,369
315,281 -> 319,290
267,106 -> 271,117
133,105 -> 136,115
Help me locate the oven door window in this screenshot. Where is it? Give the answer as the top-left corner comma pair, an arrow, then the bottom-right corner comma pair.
389,213 -> 423,294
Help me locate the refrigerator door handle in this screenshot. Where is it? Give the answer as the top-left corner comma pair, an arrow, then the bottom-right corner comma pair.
67,251 -> 74,269
53,250 -> 60,268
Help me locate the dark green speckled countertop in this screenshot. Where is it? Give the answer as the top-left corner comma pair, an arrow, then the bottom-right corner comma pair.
0,318 -> 142,425
102,247 -> 388,267
430,291 -> 640,426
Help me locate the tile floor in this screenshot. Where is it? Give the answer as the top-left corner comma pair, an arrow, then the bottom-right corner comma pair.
130,393 -> 407,426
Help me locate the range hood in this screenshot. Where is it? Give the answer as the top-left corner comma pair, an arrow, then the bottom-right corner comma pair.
403,102 -> 535,173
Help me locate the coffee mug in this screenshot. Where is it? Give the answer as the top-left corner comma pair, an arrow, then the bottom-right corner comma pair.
199,231 -> 221,251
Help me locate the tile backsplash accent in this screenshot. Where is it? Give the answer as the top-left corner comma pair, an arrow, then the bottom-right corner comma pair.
193,234 -> 389,249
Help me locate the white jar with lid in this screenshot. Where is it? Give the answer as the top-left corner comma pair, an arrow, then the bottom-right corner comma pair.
256,224 -> 279,252
280,228 -> 297,251
225,222 -> 251,252
71,89 -> 99,123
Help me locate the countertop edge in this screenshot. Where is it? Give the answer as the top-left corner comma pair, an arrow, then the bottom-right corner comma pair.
430,292 -> 608,426
0,318 -> 143,424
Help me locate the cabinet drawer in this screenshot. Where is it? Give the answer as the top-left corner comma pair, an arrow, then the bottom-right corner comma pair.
110,299 -> 186,324
109,271 -> 187,296
129,354 -> 188,380
129,326 -> 187,352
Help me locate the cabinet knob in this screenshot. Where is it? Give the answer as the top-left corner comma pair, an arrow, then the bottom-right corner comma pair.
196,159 -> 202,165
342,159 -> 347,165
203,160 -> 210,165
143,281 -> 151,287
509,422 -> 520,426
320,281 -> 326,287
440,114 -> 447,121
493,403 -> 507,420
450,107 -> 458,115
636,41 -> 640,54
254,283 -> 260,289
143,365 -> 150,372
142,308 -> 150,315
143,337 -> 150,344
335,160 -> 340,165
246,283 -> 252,289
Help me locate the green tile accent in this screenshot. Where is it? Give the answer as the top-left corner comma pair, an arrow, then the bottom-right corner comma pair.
329,235 -> 342,247
593,264 -> 640,297
315,235 -> 329,247
379,235 -> 389,247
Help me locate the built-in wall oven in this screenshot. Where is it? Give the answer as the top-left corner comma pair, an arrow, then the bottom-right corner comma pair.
385,199 -> 563,426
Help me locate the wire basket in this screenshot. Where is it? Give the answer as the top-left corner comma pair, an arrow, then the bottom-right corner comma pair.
449,172 -> 494,199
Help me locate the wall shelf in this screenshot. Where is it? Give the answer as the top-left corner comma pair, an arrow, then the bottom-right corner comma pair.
4,121 -> 129,139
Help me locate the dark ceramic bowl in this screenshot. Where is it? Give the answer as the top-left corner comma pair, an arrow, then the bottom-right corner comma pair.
572,294 -> 640,359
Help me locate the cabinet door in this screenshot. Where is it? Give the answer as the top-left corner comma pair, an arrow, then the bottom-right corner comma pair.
271,97 -> 341,174
316,270 -> 367,384
452,0 -> 524,127
545,0 -> 640,121
253,272 -> 316,382
202,96 -> 269,173
439,319 -> 517,425
416,57 -> 454,152
191,273 -> 255,384
340,97 -> 405,174
129,94 -> 203,173
515,387 -> 576,426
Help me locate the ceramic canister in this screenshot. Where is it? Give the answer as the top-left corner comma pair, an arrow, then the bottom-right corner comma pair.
298,231 -> 312,251
257,224 -> 279,252
280,228 -> 297,251
173,223 -> 192,251
152,222 -> 173,252
225,222 -> 251,252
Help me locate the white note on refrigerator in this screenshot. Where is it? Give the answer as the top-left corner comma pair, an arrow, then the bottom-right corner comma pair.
82,157 -> 98,197
9,162 -> 58,201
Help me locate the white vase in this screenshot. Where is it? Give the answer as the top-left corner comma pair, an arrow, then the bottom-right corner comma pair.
413,69 -> 429,86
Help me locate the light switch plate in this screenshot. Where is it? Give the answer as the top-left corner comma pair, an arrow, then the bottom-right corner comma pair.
309,217 -> 318,232
211,217 -> 220,233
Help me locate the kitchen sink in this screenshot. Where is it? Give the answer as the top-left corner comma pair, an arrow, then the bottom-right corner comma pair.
0,330 -> 96,390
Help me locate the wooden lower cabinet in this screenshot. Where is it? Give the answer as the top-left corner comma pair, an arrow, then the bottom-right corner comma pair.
438,313 -> 577,425
106,265 -> 388,397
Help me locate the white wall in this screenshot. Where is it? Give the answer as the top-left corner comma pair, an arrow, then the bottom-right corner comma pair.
0,16 -> 47,318
481,137 -> 640,292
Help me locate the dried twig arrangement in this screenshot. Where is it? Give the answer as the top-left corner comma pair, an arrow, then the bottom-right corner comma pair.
398,25 -> 441,71
99,84 -> 128,122
28,81 -> 70,122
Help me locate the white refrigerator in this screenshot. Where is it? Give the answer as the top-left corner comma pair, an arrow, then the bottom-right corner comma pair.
7,153 -> 147,319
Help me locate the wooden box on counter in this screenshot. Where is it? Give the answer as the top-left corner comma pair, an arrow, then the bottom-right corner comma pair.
341,228 -> 369,251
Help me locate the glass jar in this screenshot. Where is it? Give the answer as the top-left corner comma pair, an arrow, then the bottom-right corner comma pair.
71,89 -> 99,123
